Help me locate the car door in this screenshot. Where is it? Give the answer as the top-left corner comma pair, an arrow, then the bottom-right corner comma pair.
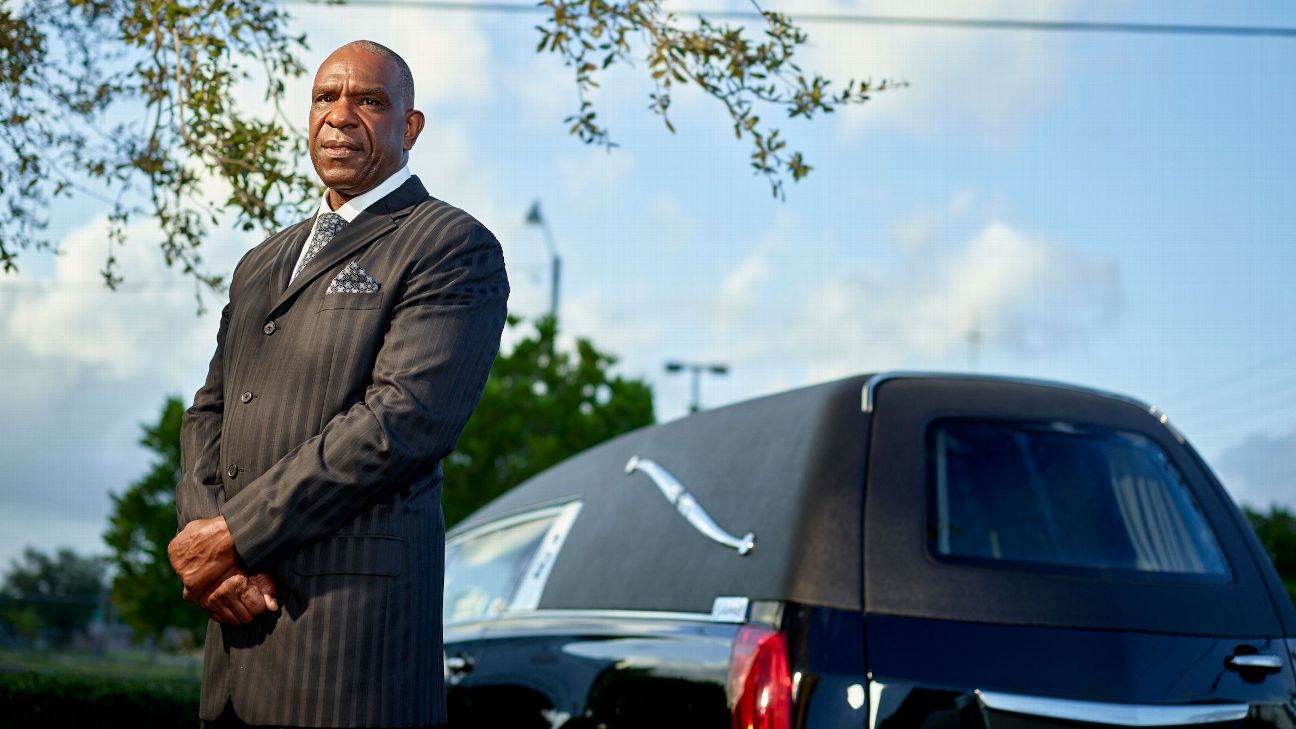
862,376 -> 1296,729
441,499 -> 738,729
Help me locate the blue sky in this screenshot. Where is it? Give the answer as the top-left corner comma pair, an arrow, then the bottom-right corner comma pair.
2,0 -> 1294,567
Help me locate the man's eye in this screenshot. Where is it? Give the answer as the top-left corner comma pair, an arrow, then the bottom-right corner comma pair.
361,98 -> 379,106
314,95 -> 334,103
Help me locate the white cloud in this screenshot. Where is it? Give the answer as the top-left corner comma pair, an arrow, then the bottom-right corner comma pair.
559,288 -> 662,363
1216,429 -> 1296,511
698,196 -> 1121,391
556,147 -> 635,202
2,217 -> 225,381
648,194 -> 700,246
792,221 -> 1121,381
290,7 -> 494,110
785,0 -> 1079,140
509,51 -> 580,131
709,210 -> 801,328
889,191 -> 974,252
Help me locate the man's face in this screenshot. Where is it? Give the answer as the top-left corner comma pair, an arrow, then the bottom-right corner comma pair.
308,47 -> 424,200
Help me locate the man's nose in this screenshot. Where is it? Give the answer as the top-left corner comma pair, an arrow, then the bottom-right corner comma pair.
325,99 -> 359,128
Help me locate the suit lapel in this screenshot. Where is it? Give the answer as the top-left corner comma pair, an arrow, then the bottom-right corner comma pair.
269,220 -> 315,309
269,176 -> 428,316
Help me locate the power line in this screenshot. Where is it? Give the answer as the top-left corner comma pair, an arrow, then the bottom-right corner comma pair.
281,0 -> 1296,39
1164,346 -> 1296,405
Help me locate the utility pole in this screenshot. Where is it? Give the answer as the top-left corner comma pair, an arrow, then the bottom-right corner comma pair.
525,200 -> 561,322
665,361 -> 729,413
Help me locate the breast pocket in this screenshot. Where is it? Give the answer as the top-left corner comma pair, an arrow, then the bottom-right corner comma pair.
319,290 -> 385,311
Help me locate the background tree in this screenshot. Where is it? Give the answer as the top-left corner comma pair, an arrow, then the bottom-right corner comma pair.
0,0 -> 892,294
442,315 -> 655,526
103,397 -> 208,645
0,547 -> 107,647
1246,506 -> 1296,606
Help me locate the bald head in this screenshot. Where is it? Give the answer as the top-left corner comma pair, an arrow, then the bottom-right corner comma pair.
308,40 -> 426,202
335,40 -> 415,108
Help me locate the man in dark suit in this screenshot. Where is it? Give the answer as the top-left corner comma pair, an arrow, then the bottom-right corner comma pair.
167,40 -> 508,728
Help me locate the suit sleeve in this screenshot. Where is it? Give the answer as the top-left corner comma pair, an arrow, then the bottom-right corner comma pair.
219,221 -> 509,570
175,301 -> 231,528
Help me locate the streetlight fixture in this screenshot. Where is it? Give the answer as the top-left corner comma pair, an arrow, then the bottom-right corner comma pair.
664,360 -> 729,413
525,199 -> 560,322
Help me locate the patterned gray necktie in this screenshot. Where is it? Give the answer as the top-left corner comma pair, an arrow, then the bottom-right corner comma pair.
293,211 -> 347,281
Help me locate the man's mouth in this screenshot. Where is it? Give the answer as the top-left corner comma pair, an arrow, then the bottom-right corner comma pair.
320,140 -> 363,158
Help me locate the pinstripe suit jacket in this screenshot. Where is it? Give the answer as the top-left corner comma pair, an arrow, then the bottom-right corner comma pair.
176,175 -> 508,727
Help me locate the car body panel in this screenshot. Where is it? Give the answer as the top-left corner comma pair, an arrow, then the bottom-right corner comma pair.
441,372 -> 1296,728
452,375 -> 873,615
446,613 -> 738,729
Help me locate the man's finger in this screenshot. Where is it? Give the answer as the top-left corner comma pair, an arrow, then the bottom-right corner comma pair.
212,577 -> 255,624
226,595 -> 255,624
182,586 -> 196,603
207,585 -> 253,624
250,572 -> 279,611
237,584 -> 267,618
204,600 -> 237,625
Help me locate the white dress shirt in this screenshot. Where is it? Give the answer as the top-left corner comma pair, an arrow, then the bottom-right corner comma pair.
290,165 -> 412,281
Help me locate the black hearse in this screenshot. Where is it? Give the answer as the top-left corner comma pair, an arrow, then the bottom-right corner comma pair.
442,372 -> 1296,728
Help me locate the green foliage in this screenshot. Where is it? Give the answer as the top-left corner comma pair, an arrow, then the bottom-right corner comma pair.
2,1 -> 884,293
1,547 -> 106,647
1245,506 -> 1296,606
0,603 -> 44,643
102,397 -> 208,644
0,0 -> 314,305
443,315 -> 655,527
536,0 -> 901,200
0,672 -> 199,729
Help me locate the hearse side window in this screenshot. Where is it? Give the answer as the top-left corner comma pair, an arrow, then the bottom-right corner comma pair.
928,419 -> 1229,579
443,501 -> 582,624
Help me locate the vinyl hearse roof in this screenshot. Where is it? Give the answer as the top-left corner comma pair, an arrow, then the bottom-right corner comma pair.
451,372 -> 1154,616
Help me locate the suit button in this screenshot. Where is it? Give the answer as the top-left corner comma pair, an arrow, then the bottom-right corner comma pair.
263,321 -> 277,335
240,391 -> 253,404
227,465 -> 239,479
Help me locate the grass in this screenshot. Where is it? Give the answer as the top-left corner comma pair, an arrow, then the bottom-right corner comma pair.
0,649 -> 201,728
0,647 -> 200,682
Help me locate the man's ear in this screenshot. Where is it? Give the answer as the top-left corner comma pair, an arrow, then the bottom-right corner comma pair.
404,110 -> 426,151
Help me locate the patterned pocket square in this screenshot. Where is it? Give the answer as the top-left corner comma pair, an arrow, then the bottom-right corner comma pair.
327,261 -> 381,295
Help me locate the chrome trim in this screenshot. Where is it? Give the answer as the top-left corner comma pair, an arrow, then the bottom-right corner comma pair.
446,499 -> 577,542
510,501 -> 583,611
447,494 -> 581,540
1228,653 -> 1283,671
868,681 -> 886,729
460,607 -> 736,625
861,371 -> 1185,444
710,596 -> 749,622
976,690 -> 1250,726
625,456 -> 756,555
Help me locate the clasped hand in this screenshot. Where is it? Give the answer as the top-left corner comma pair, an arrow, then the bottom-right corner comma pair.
168,516 -> 279,625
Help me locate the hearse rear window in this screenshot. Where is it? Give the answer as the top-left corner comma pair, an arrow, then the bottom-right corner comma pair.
928,419 -> 1229,579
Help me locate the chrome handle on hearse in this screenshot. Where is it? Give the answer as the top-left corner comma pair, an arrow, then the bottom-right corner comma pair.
625,456 -> 756,556
1226,653 -> 1282,673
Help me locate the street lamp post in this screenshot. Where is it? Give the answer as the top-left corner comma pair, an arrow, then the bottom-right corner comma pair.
664,361 -> 729,413
525,199 -> 560,322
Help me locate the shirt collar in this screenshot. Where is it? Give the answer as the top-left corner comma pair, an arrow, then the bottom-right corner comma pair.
316,165 -> 412,223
